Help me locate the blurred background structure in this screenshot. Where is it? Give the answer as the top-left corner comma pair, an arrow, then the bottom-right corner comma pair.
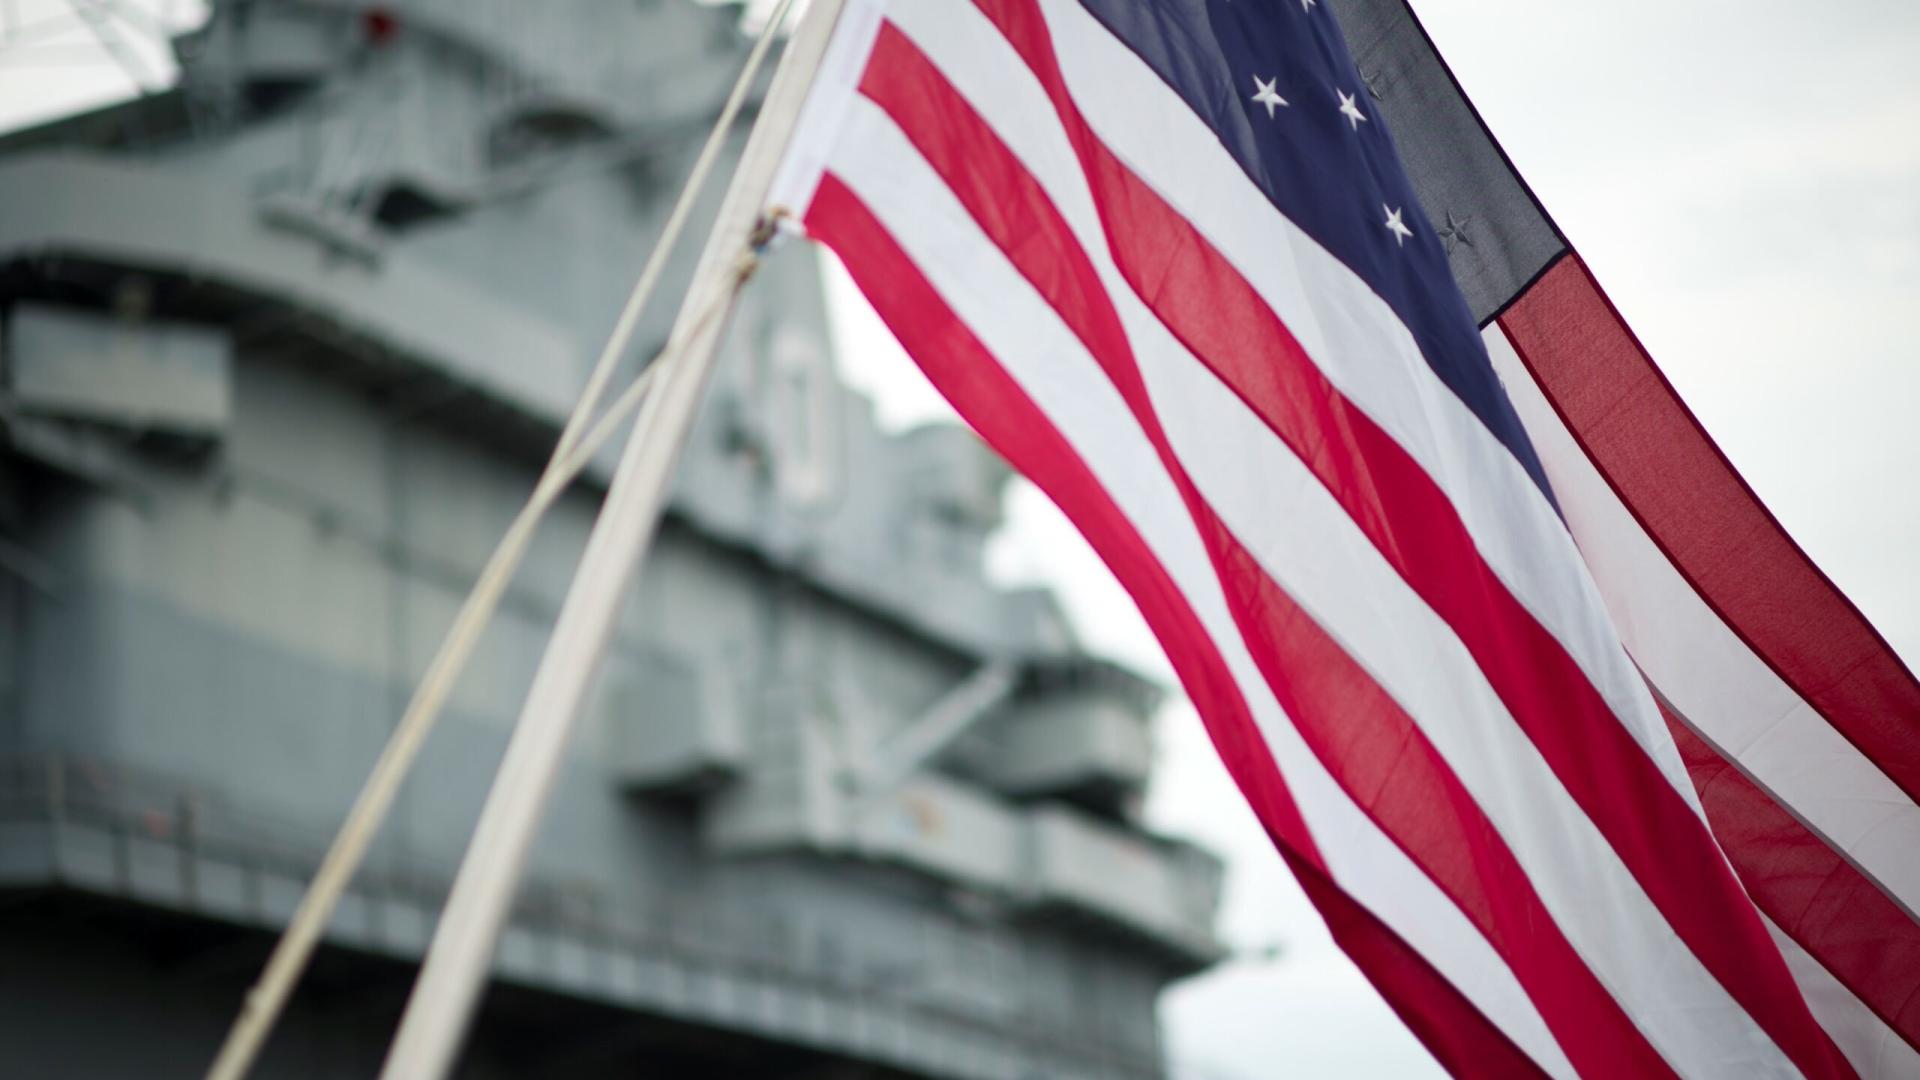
0,1 -> 1223,1075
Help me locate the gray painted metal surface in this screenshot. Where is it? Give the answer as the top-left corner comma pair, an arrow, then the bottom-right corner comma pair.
0,2 -> 1223,1076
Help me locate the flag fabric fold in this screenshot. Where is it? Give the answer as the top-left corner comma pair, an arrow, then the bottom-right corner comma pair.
767,1 -> 1920,1075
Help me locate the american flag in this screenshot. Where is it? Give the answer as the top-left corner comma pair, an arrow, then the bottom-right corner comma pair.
765,0 -> 1920,1075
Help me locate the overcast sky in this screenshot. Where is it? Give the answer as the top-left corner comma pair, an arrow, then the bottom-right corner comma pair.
822,2 -> 1920,1076
4,1 -> 1916,1077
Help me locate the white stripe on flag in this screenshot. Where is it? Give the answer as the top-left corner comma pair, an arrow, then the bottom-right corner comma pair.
767,0 -> 887,215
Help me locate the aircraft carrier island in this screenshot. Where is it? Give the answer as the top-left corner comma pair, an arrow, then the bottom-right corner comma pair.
0,1 -> 1224,1076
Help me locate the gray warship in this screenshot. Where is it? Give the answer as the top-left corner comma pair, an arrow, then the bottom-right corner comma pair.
0,2 -> 1224,1076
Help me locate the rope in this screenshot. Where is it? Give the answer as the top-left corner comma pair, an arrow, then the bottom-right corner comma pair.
203,259 -> 752,1080
552,0 -> 799,469
200,0 -> 798,1067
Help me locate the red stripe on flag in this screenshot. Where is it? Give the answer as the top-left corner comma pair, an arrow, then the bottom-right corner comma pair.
1498,256 -> 1920,807
854,27 -> 1674,1077
1281,849 -> 1547,1080
956,3 -> 1852,1076
1662,705 -> 1920,1053
806,169 -> 1549,1080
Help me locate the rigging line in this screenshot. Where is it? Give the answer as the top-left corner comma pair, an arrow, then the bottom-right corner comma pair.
96,0 -> 164,41
206,0 -> 802,1060
376,81 -> 817,1067
554,0 -> 801,467
554,272 -> 751,486
200,268 -> 745,1080
66,0 -> 157,93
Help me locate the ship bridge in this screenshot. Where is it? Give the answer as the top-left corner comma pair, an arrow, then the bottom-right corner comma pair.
0,2 -> 1223,1077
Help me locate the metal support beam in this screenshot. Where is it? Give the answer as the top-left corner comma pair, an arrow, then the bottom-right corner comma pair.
863,661 -> 1019,795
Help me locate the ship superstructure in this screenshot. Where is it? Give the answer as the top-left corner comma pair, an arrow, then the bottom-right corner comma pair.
0,2 -> 1222,1076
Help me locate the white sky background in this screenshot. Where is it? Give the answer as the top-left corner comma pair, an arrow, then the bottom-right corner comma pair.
3,2 -> 1916,1077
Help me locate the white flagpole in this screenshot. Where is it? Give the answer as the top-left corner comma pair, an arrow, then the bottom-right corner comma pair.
376,2 -> 846,1075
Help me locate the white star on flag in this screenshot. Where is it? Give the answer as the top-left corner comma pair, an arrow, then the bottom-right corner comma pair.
1384,203 -> 1413,245
1251,75 -> 1288,118
1338,88 -> 1368,129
